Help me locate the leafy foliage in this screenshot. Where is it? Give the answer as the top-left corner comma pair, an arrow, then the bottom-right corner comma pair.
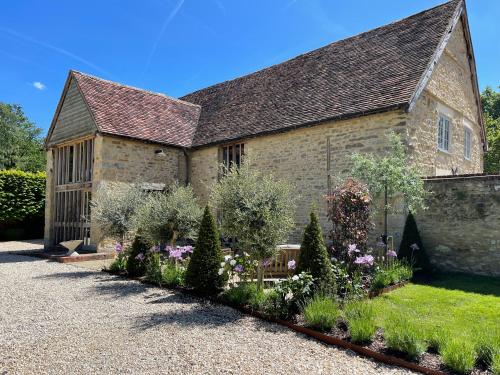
350,132 -> 426,215
185,206 -> 226,295
161,261 -> 186,287
398,212 -> 431,271
0,103 -> 45,172
135,183 -> 202,245
326,177 -> 372,255
210,160 -> 296,288
303,295 -> 339,331
126,235 -> 151,277
481,86 -> 500,174
371,260 -> 413,291
0,170 -> 45,223
91,182 -> 146,243
297,210 -> 335,292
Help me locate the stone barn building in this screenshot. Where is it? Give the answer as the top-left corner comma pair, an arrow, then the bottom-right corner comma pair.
44,0 -> 495,274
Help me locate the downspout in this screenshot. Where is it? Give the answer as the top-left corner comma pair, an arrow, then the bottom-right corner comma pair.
183,148 -> 190,186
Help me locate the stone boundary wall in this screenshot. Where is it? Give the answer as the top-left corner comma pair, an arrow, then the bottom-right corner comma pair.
417,174 -> 500,276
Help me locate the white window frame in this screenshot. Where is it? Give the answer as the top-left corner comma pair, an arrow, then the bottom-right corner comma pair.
463,120 -> 473,160
437,113 -> 451,152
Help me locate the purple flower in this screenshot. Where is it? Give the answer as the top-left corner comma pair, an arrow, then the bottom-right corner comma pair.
354,255 -> 374,266
347,244 -> 360,257
181,245 -> 194,254
149,245 -> 160,253
234,265 -> 244,273
262,258 -> 272,267
410,243 -> 420,251
115,243 -> 123,253
387,250 -> 397,257
376,241 -> 386,248
287,260 -> 296,270
135,252 -> 145,261
169,249 -> 183,260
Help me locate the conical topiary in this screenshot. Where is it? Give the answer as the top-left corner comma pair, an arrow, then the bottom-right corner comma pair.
297,210 -> 335,292
398,212 -> 431,272
185,206 -> 226,294
126,235 -> 151,277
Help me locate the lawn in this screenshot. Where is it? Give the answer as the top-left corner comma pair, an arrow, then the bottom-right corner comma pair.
368,273 -> 500,371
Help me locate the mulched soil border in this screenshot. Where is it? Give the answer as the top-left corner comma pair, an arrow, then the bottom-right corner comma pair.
368,281 -> 408,298
98,268 -> 445,375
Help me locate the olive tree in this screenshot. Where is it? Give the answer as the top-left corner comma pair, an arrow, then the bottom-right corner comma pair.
210,161 -> 296,289
135,183 -> 202,246
91,181 -> 146,245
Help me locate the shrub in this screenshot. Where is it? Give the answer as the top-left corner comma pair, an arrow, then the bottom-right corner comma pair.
185,206 -> 226,295
303,295 -> 339,332
162,262 -> 186,287
441,339 -> 476,374
426,328 -> 450,353
134,183 -> 202,245
109,246 -> 127,273
371,261 -> 413,291
398,212 -> 431,272
126,235 -> 150,277
145,251 -> 163,285
384,315 -> 426,360
344,301 -> 376,344
297,210 -> 335,293
210,160 -> 296,289
475,332 -> 500,368
326,178 -> 372,256
91,181 -> 146,244
265,272 -> 314,319
493,352 -> 500,375
222,283 -> 260,307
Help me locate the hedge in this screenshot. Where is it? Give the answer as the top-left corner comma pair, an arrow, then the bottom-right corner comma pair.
0,170 -> 45,240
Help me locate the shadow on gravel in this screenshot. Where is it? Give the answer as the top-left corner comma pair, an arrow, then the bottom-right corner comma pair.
35,270 -> 101,279
0,254 -> 45,264
134,305 -> 244,330
93,280 -> 154,298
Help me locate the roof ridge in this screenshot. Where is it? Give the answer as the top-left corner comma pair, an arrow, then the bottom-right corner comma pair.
181,0 -> 460,99
71,70 -> 201,108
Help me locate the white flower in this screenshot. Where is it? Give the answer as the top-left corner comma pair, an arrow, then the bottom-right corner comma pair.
284,291 -> 294,301
243,252 -> 249,257
230,259 -> 237,266
218,268 -> 224,275
220,262 -> 226,267
224,255 -> 232,261
292,275 -> 299,281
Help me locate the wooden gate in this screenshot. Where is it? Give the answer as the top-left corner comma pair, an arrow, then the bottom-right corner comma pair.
53,138 -> 94,246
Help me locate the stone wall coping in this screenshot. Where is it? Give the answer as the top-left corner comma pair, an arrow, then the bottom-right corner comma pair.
423,173 -> 500,182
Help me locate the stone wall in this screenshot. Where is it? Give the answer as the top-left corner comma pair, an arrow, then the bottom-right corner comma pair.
189,110 -> 408,243
407,19 -> 483,176
416,174 -> 500,276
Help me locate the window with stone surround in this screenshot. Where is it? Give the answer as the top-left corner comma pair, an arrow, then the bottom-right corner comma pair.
464,126 -> 472,160
221,142 -> 245,169
437,114 -> 450,152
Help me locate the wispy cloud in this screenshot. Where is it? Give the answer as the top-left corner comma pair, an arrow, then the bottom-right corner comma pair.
140,0 -> 185,79
0,27 -> 111,77
213,0 -> 226,14
33,81 -> 46,90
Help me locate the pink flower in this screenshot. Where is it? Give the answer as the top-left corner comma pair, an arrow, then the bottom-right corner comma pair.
135,253 -> 145,261
115,243 -> 123,253
347,244 -> 360,257
169,249 -> 183,260
354,255 -> 374,266
149,245 -> 160,253
287,260 -> 296,270
387,250 -> 397,257
180,245 -> 194,254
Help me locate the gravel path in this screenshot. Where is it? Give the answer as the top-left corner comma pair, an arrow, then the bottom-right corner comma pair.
0,252 -> 415,375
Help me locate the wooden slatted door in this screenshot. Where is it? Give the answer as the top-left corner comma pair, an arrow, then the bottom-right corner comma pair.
53,138 -> 94,246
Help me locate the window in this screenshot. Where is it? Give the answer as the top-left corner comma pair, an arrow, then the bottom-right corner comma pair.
437,114 -> 450,152
221,142 -> 244,169
464,127 -> 472,160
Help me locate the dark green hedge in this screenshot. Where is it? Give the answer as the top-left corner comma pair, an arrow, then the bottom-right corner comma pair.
0,170 -> 45,240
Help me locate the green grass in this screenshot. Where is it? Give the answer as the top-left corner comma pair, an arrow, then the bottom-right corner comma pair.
303,296 -> 339,331
343,300 -> 377,344
368,273 -> 500,367
441,339 -> 476,374
384,314 -> 427,360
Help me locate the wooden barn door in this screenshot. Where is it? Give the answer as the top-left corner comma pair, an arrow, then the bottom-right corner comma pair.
53,138 -> 94,246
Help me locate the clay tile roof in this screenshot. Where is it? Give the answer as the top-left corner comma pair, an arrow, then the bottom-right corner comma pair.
72,71 -> 200,148
181,0 -> 462,147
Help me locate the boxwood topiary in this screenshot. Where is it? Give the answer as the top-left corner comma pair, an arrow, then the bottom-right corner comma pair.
126,235 -> 151,277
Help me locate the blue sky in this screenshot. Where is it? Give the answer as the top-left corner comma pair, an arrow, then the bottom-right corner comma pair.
1,0 -> 498,135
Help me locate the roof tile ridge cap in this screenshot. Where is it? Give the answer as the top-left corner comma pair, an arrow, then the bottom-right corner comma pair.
70,70 -> 201,109
180,0 -> 458,99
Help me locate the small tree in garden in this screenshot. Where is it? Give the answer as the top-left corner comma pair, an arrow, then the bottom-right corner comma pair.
398,212 -> 431,272
185,206 -> 226,294
91,182 -> 146,245
326,177 -> 372,258
135,184 -> 202,246
350,132 -> 426,249
297,210 -> 335,292
210,161 -> 296,290
126,235 -> 151,277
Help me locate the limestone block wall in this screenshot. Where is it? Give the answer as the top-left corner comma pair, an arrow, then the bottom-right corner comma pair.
407,19 -> 483,176
417,174 -> 500,276
189,110 -> 408,243
43,150 -> 55,248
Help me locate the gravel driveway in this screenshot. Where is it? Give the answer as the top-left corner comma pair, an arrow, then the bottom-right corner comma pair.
0,252 -> 414,375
